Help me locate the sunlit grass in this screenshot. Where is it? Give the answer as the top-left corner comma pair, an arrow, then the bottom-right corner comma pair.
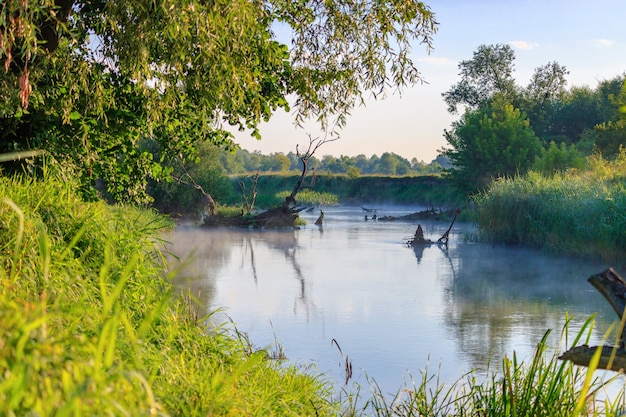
275,189 -> 340,206
0,171 -> 339,416
4,166 -> 626,416
473,151 -> 626,260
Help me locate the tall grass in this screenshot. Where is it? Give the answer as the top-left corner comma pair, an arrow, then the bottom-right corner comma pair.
474,152 -> 626,260
5,167 -> 626,416
0,169 -> 339,416
354,315 -> 625,416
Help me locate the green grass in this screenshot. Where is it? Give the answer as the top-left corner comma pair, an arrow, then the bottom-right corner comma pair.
231,173 -> 462,208
351,315 -> 625,417
4,166 -> 626,416
0,168 -> 339,416
473,152 -> 626,260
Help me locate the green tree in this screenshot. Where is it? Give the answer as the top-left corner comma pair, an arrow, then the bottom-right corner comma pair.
377,152 -> 400,175
1,0 -> 438,204
442,44 -> 516,114
220,150 -> 246,175
269,152 -> 291,172
441,95 -> 543,192
533,141 -> 586,175
518,62 -> 569,141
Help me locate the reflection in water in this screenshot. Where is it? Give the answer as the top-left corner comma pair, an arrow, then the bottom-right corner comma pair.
440,243 -> 615,371
164,207 -> 619,394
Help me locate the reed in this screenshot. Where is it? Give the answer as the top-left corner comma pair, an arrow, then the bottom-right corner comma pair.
473,152 -> 626,260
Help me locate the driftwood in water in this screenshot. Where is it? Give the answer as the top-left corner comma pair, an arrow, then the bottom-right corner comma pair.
202,206 -> 306,228
559,268 -> 626,371
405,224 -> 433,245
403,209 -> 461,247
315,210 -> 324,226
379,207 -> 456,222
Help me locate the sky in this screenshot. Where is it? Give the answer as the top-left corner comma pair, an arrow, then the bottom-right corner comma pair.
233,0 -> 626,163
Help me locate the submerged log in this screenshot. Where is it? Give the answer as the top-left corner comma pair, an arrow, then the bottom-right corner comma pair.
559,345 -> 626,372
559,268 -> 626,371
379,207 -> 456,222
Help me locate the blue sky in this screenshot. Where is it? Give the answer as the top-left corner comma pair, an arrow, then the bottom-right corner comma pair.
234,0 -> 626,162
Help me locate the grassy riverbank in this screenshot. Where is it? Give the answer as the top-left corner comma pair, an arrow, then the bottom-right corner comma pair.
3,170 -> 626,416
0,171 -> 338,416
230,174 -> 462,209
474,153 -> 626,261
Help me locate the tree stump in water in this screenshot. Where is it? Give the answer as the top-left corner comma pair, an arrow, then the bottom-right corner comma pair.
411,225 -> 433,245
559,268 -> 626,371
314,210 -> 324,226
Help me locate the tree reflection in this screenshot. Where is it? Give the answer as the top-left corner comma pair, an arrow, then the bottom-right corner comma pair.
164,225 -> 234,310
252,230 -> 315,319
438,242 -> 614,372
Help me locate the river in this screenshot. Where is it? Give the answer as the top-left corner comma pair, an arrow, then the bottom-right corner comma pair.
164,205 -> 621,396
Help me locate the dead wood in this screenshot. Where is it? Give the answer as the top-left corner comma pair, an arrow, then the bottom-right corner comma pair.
314,210 -> 324,226
379,207 -> 457,222
559,268 -> 626,371
559,345 -> 626,372
403,209 -> 461,247
202,206 -> 302,228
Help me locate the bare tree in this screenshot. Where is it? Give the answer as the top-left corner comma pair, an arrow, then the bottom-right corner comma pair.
284,133 -> 338,208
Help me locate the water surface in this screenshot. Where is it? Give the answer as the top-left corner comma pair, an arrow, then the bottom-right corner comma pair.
165,206 -> 618,395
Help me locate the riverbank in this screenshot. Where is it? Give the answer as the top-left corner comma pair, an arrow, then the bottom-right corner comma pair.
3,171 -> 626,416
474,153 -> 626,263
0,172 -> 339,415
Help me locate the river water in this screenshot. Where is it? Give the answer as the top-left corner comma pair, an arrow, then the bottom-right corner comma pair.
164,205 -> 621,396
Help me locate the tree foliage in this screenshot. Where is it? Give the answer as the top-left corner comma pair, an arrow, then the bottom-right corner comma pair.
533,141 -> 586,175
442,95 -> 543,192
440,43 -> 626,193
442,44 -> 516,114
0,0 -> 438,203
518,61 -> 569,141
217,148 -> 442,176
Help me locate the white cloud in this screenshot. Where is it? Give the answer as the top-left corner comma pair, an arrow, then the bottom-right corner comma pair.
593,38 -> 614,47
509,41 -> 539,50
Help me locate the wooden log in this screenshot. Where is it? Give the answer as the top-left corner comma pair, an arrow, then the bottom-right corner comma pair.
588,268 -> 626,322
559,345 -> 626,372
559,268 -> 626,371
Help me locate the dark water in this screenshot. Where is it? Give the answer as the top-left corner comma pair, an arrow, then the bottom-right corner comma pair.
164,206 -> 621,395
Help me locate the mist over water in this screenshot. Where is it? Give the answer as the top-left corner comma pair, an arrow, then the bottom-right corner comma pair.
165,206 -> 618,394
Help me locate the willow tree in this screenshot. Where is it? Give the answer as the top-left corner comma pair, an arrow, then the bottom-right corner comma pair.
1,0 -> 437,205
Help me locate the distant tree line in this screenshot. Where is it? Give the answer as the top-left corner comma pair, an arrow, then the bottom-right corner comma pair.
219,148 -> 446,176
441,43 -> 626,194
